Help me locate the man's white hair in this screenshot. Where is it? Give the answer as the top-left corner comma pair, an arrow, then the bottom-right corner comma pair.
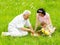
23,10 -> 31,15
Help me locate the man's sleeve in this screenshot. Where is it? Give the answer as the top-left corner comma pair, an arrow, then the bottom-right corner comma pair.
25,19 -> 31,27
16,19 -> 24,28
17,22 -> 24,28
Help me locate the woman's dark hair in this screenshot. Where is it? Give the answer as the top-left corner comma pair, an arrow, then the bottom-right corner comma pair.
37,8 -> 46,15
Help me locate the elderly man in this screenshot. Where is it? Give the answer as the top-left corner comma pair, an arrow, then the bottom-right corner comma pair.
2,10 -> 34,36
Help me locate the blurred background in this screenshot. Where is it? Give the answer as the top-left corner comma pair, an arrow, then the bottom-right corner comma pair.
0,0 -> 60,45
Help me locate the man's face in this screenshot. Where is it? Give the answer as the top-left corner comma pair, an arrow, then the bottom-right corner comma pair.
23,14 -> 30,20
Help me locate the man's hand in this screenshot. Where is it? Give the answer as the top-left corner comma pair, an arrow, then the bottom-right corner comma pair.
30,30 -> 35,34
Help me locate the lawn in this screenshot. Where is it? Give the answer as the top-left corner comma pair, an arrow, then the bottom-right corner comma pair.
0,0 -> 60,45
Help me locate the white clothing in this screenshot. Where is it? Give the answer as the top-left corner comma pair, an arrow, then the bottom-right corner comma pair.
2,14 -> 31,36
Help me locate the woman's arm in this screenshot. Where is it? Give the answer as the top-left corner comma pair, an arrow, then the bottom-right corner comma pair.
35,15 -> 40,30
48,14 -> 52,25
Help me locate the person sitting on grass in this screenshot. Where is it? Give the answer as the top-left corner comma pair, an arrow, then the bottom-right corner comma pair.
35,8 -> 56,35
31,22 -> 55,37
1,10 -> 34,37
37,22 -> 56,37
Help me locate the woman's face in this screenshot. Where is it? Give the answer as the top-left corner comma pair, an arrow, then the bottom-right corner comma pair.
38,13 -> 44,17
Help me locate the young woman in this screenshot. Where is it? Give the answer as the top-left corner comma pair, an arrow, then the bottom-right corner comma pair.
35,8 -> 56,34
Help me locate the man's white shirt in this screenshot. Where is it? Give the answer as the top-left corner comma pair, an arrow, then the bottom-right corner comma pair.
5,14 -> 31,36
9,14 -> 31,29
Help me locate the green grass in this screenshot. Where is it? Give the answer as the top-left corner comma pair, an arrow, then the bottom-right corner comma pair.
0,0 -> 60,45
